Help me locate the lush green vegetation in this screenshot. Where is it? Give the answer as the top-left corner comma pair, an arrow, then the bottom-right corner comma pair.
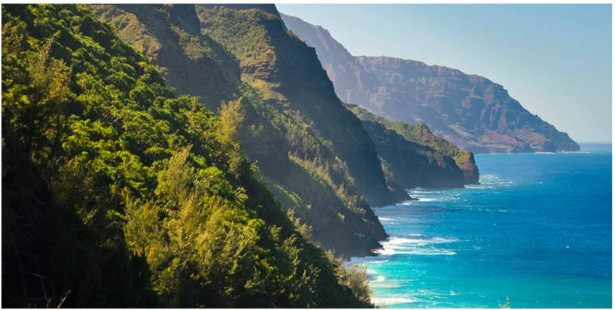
349,105 -> 479,185
2,4 -> 372,307
91,4 -> 238,110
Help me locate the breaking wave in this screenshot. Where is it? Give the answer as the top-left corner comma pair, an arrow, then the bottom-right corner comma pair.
374,236 -> 459,256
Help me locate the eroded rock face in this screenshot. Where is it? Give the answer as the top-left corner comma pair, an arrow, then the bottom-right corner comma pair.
281,13 -> 580,154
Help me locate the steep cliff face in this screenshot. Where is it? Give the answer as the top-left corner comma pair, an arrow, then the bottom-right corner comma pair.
281,13 -> 580,154
349,105 -> 473,189
381,122 -> 479,185
279,13 -> 381,112
197,5 -> 403,206
95,4 -> 407,257
356,57 -> 580,153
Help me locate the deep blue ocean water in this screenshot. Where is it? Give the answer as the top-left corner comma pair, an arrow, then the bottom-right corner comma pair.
350,144 -> 612,308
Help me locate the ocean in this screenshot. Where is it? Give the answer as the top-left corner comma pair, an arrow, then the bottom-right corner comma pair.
350,144 -> 612,308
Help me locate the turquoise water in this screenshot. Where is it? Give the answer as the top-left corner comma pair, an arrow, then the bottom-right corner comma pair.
351,145 -> 612,308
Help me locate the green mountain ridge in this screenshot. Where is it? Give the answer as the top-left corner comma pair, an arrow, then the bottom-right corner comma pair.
195,4 -> 406,206
2,4 -> 372,307
93,4 -> 413,258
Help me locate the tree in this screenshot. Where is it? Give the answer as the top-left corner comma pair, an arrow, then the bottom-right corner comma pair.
217,98 -> 248,179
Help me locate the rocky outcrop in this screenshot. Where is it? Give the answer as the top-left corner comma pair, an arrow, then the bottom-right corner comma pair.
384,122 -> 479,185
349,105 -> 478,189
281,13 -> 580,154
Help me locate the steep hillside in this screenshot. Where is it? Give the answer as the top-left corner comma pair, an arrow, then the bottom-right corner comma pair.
356,109 -> 480,185
2,4 -> 372,307
349,105 -> 471,189
94,4 -> 407,258
91,4 -> 238,110
281,13 -> 580,154
196,5 -> 403,205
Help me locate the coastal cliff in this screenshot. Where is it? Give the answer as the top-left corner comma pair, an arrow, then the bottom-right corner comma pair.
349,105 -> 479,189
94,4 -> 409,258
281,13 -> 580,154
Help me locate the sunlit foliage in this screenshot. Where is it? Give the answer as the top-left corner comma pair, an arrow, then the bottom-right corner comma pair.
2,4 -> 371,307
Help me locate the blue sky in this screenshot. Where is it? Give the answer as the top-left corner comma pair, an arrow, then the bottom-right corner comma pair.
277,4 -> 612,143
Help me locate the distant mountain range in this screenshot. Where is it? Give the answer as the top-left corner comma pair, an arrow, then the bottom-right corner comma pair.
281,13 -> 580,153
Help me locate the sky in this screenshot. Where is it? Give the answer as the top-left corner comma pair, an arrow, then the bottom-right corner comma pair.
277,4 -> 612,143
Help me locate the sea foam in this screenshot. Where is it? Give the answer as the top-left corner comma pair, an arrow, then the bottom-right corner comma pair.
375,236 -> 459,256
372,297 -> 418,306
379,217 -> 396,222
